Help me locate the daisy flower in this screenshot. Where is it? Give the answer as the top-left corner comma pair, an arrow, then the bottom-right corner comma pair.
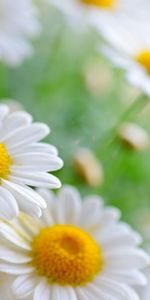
98,16 -> 150,95
0,185 -> 149,300
47,0 -> 148,29
0,0 -> 40,66
0,104 -> 63,220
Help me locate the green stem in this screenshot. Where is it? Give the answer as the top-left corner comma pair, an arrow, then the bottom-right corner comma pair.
118,94 -> 149,124
100,93 -> 149,154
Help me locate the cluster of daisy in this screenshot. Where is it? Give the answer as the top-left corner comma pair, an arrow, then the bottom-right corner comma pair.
48,0 -> 150,96
0,102 -> 148,300
2,0 -> 150,96
1,0 -> 150,299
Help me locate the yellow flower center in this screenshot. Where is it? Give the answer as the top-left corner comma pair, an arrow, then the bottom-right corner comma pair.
31,225 -> 103,286
135,50 -> 150,74
80,0 -> 116,9
0,144 -> 12,181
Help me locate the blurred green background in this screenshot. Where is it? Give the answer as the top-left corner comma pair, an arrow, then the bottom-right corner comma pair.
0,6 -> 150,246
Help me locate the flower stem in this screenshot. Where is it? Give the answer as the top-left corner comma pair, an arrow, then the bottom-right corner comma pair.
100,93 -> 149,154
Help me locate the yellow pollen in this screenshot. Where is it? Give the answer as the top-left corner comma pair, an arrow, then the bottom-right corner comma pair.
80,0 -> 116,9
31,225 -> 103,286
0,144 -> 12,181
135,50 -> 150,74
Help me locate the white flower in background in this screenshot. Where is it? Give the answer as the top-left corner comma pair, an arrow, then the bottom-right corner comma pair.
0,104 -> 63,220
0,0 -> 40,66
0,185 -> 149,300
99,16 -> 150,95
47,0 -> 148,28
118,123 -> 149,151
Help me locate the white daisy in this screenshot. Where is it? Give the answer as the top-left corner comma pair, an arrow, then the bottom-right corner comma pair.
0,104 -> 63,220
0,0 -> 40,66
98,15 -> 150,95
0,185 -> 149,300
47,0 -> 148,29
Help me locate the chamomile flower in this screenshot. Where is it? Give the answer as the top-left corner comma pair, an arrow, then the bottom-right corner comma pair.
0,0 -> 40,66
47,0 -> 148,29
99,16 -> 150,95
0,104 -> 63,220
0,185 -> 149,300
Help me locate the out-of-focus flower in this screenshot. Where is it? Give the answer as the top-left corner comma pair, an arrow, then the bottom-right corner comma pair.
118,123 -> 149,151
83,59 -> 113,95
99,15 -> 150,95
0,104 -> 63,220
0,185 -> 149,300
47,0 -> 147,29
0,0 -> 40,66
74,148 -> 104,186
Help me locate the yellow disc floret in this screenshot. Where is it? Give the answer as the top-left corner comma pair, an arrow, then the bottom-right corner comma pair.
31,225 -> 103,286
135,50 -> 150,74
0,144 -> 12,181
80,0 -> 116,9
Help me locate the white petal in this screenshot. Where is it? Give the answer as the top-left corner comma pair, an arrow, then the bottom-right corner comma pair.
17,197 -> 42,218
55,185 -> 82,224
101,228 -> 142,251
98,207 -> 121,229
83,195 -> 103,206
2,180 -> 46,209
34,279 -> 51,300
94,223 -> 138,244
85,283 -> 111,300
78,197 -> 102,230
101,270 -> 147,286
76,287 -> 89,300
37,188 -> 56,208
12,153 -> 63,172
0,104 -> 9,122
18,214 -> 42,236
10,172 -> 62,189
13,275 -> 36,299
0,246 -> 31,264
0,264 -> 34,275
94,277 -> 140,300
104,248 -> 150,269
3,123 -> 50,150
76,286 -> 105,300
10,142 -> 58,156
0,186 -> 19,220
52,285 -> 77,300
0,111 -> 32,140
0,222 -> 30,250
36,189 -> 55,225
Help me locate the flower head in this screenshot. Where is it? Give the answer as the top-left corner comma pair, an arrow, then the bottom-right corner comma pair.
0,185 -> 148,299
0,0 -> 40,66
99,15 -> 150,95
48,0 -> 145,29
0,104 -> 63,220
